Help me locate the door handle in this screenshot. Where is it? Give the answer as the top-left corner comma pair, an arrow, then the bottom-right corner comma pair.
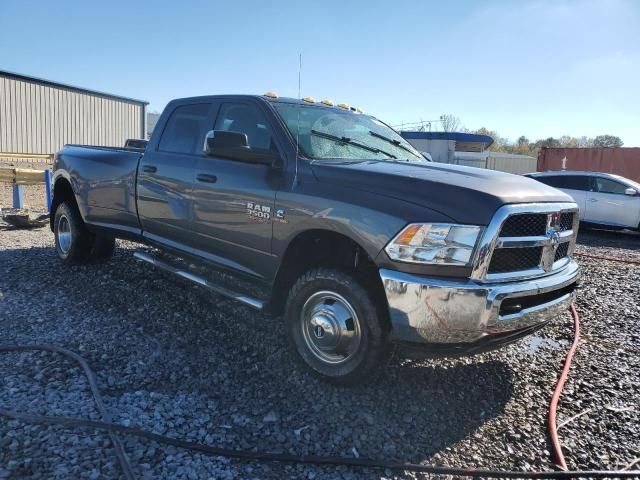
142,165 -> 157,173
589,198 -> 597,202
196,173 -> 218,183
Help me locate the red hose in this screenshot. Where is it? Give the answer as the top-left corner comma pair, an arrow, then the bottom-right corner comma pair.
547,251 -> 637,469
549,304 -> 581,470
575,252 -> 640,265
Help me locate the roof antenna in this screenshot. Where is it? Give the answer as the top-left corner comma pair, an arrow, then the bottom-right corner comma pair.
293,53 -> 301,188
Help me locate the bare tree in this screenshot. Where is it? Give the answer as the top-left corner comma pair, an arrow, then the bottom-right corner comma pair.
440,114 -> 461,132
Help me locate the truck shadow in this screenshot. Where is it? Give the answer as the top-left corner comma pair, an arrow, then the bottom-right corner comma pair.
1,244 -> 514,466
577,228 -> 640,251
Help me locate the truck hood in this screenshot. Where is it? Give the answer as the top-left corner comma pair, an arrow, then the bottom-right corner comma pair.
310,159 -> 574,225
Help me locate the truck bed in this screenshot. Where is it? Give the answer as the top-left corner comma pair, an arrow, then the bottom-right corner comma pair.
55,144 -> 143,234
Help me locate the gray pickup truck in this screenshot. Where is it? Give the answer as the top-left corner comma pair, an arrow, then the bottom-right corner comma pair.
51,93 -> 580,384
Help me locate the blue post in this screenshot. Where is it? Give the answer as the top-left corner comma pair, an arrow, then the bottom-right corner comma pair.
12,184 -> 25,209
44,169 -> 53,213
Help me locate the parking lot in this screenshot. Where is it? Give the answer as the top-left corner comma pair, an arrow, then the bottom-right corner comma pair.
0,217 -> 638,479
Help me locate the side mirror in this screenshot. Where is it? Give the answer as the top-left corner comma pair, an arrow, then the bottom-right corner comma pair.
205,130 -> 248,150
624,187 -> 637,196
204,130 -> 277,166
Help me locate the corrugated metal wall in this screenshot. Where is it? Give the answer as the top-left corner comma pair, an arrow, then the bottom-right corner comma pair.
0,73 -> 145,162
453,152 -> 538,175
403,138 -> 455,163
538,147 -> 640,183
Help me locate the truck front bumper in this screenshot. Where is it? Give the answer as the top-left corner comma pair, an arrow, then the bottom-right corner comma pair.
379,260 -> 580,356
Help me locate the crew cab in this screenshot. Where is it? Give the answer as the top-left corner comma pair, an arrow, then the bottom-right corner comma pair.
51,93 -> 581,384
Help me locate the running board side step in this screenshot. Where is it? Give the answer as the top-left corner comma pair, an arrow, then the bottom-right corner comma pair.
133,251 -> 264,310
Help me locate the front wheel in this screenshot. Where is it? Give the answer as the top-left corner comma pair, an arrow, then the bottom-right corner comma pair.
285,269 -> 389,385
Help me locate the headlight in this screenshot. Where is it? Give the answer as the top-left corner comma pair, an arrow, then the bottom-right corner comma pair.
385,223 -> 481,266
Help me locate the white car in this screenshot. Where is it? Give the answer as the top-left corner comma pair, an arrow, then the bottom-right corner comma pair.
526,171 -> 640,231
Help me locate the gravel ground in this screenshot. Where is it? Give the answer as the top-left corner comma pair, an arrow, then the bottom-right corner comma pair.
0,222 -> 638,479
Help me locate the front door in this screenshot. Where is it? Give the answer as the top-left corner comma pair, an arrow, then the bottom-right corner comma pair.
137,102 -> 214,246
586,177 -> 640,228
191,101 -> 283,280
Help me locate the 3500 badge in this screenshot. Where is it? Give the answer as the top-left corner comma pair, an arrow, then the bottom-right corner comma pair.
246,202 -> 286,223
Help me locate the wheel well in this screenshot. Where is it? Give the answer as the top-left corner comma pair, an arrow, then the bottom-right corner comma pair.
270,230 -> 385,316
50,178 -> 76,231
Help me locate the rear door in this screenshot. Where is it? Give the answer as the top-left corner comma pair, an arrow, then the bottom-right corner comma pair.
137,102 -> 214,246
190,100 -> 284,280
587,176 -> 640,228
535,175 -> 590,217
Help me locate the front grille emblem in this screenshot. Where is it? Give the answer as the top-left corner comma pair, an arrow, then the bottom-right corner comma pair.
542,216 -> 562,271
549,211 -> 562,231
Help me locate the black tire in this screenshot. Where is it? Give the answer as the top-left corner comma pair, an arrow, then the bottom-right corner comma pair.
285,268 -> 389,385
53,201 -> 93,265
53,201 -> 115,265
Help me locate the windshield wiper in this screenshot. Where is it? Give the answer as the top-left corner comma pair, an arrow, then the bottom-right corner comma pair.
368,131 -> 421,159
311,130 -> 397,159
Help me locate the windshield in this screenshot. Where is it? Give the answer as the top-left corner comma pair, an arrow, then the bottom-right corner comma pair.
272,102 -> 424,162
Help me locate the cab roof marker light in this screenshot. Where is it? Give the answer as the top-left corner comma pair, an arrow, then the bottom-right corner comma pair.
263,91 -> 278,99
321,99 -> 334,106
302,96 -> 316,103
337,102 -> 350,110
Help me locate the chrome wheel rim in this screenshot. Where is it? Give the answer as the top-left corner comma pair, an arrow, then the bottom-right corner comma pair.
301,291 -> 362,365
57,214 -> 72,254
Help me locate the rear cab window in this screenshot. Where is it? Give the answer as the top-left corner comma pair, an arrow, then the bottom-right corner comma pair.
158,103 -> 212,154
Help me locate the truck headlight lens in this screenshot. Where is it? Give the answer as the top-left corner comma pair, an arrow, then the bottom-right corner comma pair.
385,223 -> 481,266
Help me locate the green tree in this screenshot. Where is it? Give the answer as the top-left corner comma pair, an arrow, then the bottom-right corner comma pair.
593,135 -> 623,147
513,135 -> 532,155
474,127 -> 507,152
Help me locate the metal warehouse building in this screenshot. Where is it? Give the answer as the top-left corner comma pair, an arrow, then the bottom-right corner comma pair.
0,70 -> 147,166
401,131 -> 538,175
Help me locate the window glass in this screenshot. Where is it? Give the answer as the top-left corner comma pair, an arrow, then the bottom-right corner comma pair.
158,103 -> 211,154
562,176 -> 590,191
214,103 -> 274,150
595,177 -> 628,195
272,102 -> 424,162
538,175 -> 589,191
537,176 -> 564,188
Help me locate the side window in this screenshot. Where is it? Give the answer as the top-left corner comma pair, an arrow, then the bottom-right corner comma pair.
538,176 -> 563,188
537,175 -> 589,191
214,103 -> 274,151
158,103 -> 211,154
562,175 -> 590,191
595,177 -> 628,195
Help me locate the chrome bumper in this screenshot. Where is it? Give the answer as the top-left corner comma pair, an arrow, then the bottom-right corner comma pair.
380,260 -> 580,347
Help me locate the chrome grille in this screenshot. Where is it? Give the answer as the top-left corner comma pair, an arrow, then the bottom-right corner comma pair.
488,247 -> 543,273
559,212 -> 574,231
554,242 -> 570,262
472,203 -> 579,282
500,214 -> 547,237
